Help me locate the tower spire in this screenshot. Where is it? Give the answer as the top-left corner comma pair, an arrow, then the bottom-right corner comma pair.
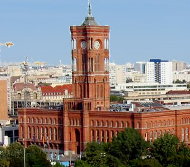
88,0 -> 92,17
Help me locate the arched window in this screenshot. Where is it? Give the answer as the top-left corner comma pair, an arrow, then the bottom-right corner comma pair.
155,121 -> 157,127
145,122 -> 148,129
145,133 -> 148,141
115,121 -> 119,128
185,128 -> 189,141
158,121 -> 161,127
31,127 -> 35,139
49,128 -> 52,140
53,118 -> 56,124
96,130 -> 99,142
111,131 -> 114,139
77,120 -> 80,126
167,120 -> 170,126
36,127 -> 39,139
28,126 -> 31,139
20,126 -> 23,138
154,131 -> 157,139
33,92 -> 38,99
96,120 -> 99,127
101,131 -> 104,142
126,121 -> 129,128
106,130 -> 109,142
40,127 -> 43,140
49,118 -> 52,124
110,121 -> 113,127
17,93 -> 21,99
121,121 -> 125,128
182,128 -> 185,141
149,131 -> 153,142
91,130 -> 95,141
45,127 -> 48,138
163,120 -> 166,126
136,122 -> 140,129
54,128 -> 57,140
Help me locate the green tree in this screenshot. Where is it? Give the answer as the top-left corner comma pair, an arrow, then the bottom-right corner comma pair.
82,142 -> 108,167
150,133 -> 179,166
173,143 -> 190,167
108,128 -> 148,165
129,158 -> 162,167
5,142 -> 24,167
26,145 -> 51,167
0,159 -> 10,167
110,95 -> 124,102
75,160 -> 91,167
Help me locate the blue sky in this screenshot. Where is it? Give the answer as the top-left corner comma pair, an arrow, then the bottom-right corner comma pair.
0,0 -> 189,65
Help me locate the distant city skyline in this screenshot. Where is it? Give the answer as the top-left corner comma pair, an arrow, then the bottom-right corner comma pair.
0,0 -> 190,65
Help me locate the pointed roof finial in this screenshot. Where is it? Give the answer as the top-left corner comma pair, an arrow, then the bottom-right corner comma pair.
88,0 -> 92,17
81,0 -> 98,26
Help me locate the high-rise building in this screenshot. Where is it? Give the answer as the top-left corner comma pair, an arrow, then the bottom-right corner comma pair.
172,61 -> 186,72
146,59 -> 173,84
134,62 -> 146,74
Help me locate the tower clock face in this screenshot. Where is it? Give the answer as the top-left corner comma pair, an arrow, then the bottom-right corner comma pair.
81,41 -> 87,49
94,41 -> 100,50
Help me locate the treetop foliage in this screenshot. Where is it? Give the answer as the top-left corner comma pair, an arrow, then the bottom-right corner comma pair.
75,129 -> 190,167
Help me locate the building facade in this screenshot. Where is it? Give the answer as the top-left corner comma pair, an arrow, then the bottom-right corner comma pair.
0,77 -> 10,124
146,59 -> 173,84
18,4 -> 190,156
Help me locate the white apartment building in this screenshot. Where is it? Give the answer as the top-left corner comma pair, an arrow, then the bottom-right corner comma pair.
146,59 -> 173,84
173,70 -> 190,82
109,63 -> 127,85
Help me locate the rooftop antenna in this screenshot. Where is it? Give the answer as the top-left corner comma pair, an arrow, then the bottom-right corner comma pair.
88,0 -> 92,17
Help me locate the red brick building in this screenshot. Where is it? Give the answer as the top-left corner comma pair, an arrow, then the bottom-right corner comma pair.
18,4 -> 190,155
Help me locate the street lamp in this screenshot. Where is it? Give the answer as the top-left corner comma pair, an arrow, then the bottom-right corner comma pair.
23,138 -> 26,167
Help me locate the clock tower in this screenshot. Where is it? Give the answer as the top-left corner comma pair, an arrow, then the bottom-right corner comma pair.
63,1 -> 110,155
70,3 -> 110,111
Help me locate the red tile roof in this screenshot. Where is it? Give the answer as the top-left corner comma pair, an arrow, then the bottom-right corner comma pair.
40,84 -> 72,95
13,83 -> 37,91
166,90 -> 190,95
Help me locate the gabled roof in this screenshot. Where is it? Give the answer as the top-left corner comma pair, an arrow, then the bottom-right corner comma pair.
40,84 -> 72,94
166,90 -> 190,95
13,83 -> 37,91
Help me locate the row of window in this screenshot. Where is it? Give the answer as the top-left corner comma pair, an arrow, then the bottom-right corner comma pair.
42,91 -> 68,96
91,120 -> 130,128
144,129 -> 175,141
20,126 -> 62,141
181,118 -> 190,125
144,119 -> 175,129
20,117 -> 62,125
90,129 -> 120,142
